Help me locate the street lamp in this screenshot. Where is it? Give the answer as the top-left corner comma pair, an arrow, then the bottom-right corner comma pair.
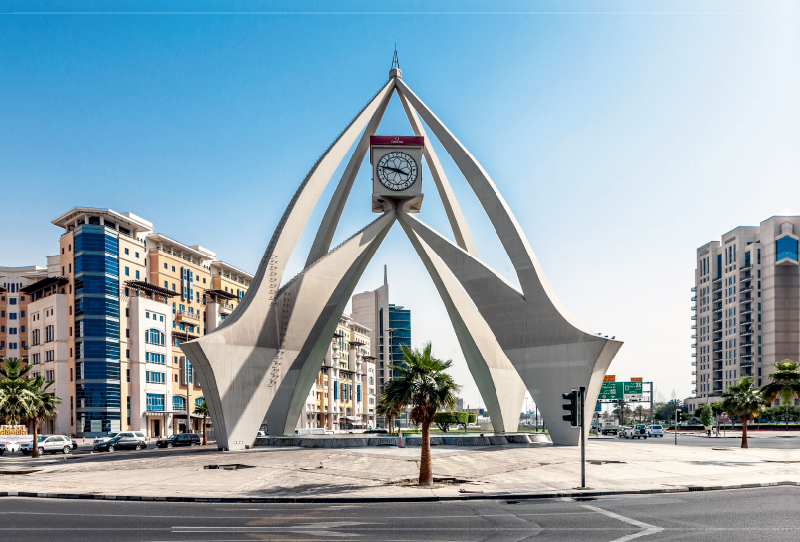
675,408 -> 681,445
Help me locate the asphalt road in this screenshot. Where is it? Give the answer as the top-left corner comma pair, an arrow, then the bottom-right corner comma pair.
0,486 -> 797,541
592,433 -> 799,449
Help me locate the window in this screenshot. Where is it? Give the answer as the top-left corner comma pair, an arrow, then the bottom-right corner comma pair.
146,371 -> 165,384
172,266 -> 175,272
135,270 -> 140,279
45,370 -> 54,382
172,395 -> 186,411
135,252 -> 139,258
9,313 -> 16,320
145,328 -> 165,345
45,350 -> 54,362
127,368 -> 130,382
31,329 -> 40,346
32,353 -> 40,364
146,393 -> 165,411
45,325 -> 54,342
164,263 -> 167,269
776,237 -> 798,262
9,328 -> 17,335
195,397 -> 204,408
125,267 -> 129,276
124,248 -> 129,255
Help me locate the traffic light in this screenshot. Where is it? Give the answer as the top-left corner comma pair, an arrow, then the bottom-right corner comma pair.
562,389 -> 581,427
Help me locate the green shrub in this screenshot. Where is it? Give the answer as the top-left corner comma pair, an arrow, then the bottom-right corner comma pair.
434,412 -> 474,432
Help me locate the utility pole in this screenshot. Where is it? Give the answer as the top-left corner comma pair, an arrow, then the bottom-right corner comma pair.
579,386 -> 587,489
649,381 -> 654,425
675,408 -> 681,445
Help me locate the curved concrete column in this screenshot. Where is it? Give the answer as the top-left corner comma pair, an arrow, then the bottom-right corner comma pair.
398,210 -> 525,432
396,87 -> 478,256
182,212 -> 396,449
400,213 -> 622,445
305,80 -> 397,267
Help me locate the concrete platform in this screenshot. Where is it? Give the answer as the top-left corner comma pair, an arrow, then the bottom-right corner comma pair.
255,432 -> 551,448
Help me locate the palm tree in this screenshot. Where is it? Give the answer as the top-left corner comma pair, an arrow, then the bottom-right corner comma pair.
721,377 -> 763,448
634,405 -> 645,422
0,358 -> 36,426
760,360 -> 800,429
194,399 -> 209,445
27,375 -> 61,458
376,399 -> 398,434
382,342 -> 460,485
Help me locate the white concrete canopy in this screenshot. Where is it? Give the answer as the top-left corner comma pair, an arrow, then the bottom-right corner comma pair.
181,68 -> 622,450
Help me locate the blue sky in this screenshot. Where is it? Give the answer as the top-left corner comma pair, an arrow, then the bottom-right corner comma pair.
2,1 -> 798,408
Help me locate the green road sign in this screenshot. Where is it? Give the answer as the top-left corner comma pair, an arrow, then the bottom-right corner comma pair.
599,381 -> 643,401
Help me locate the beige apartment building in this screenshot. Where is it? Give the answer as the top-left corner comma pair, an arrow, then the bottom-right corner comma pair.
1,207 -> 253,438
298,313 -> 377,431
688,216 -> 800,413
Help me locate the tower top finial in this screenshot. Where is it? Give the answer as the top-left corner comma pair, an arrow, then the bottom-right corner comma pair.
389,45 -> 402,79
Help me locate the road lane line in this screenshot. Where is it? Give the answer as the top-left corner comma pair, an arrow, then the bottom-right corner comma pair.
582,505 -> 663,541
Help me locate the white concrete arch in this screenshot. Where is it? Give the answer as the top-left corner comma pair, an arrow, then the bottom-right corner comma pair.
181,69 -> 622,450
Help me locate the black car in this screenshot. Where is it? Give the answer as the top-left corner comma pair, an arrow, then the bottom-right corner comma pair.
156,433 -> 201,448
364,429 -> 388,434
93,435 -> 147,452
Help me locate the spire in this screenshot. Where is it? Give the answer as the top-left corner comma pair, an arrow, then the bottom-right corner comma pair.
389,45 -> 402,79
384,264 -> 388,286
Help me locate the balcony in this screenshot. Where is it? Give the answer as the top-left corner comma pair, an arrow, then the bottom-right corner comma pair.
713,324 -> 722,332
740,352 -> 753,359
691,353 -> 697,357
713,337 -> 722,343
740,329 -> 753,336
712,285 -> 722,292
692,380 -> 697,385
691,305 -> 697,311
691,361 -> 697,366
713,294 -> 722,303
740,285 -> 753,294
739,341 -> 754,347
713,362 -> 723,371
712,307 -> 722,314
691,324 -> 697,329
713,385 -> 723,392
691,315 -> 697,320
691,286 -> 697,292
713,346 -> 722,353
691,296 -> 697,301
740,318 -> 754,325
740,360 -> 754,367
691,370 -> 697,375
740,308 -> 754,316
712,276 -> 722,283
176,310 -> 200,322
739,274 -> 752,283
691,334 -> 696,339
219,302 -> 235,315
739,296 -> 752,304
740,264 -> 753,272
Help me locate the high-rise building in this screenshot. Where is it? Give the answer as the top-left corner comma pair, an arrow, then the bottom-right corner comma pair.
351,265 -> 412,427
688,216 -> 800,413
2,207 -> 253,438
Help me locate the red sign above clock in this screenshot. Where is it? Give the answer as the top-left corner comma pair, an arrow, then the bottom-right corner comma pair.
370,135 -> 425,147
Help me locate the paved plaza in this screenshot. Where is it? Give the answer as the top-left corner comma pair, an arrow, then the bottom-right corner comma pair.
1,438 -> 797,501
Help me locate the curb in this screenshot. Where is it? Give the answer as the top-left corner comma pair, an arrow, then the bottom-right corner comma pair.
1,481 -> 796,504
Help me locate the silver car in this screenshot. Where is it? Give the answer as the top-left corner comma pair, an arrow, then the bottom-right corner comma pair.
93,431 -> 147,448
20,435 -> 73,455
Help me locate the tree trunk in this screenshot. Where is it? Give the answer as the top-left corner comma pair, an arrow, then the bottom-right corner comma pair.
419,421 -> 433,485
741,415 -> 748,449
202,415 -> 207,445
31,421 -> 39,458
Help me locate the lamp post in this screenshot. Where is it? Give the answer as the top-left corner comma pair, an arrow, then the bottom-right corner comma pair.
675,408 -> 681,445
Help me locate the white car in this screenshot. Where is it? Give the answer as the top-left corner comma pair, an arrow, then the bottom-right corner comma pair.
20,435 -> 73,455
621,425 -> 648,439
646,424 -> 664,437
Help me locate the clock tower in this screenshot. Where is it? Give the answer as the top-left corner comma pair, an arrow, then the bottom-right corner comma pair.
370,135 -> 424,213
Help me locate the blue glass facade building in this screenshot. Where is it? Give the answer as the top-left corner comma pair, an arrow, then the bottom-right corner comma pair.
73,223 -> 122,435
387,304 -> 411,376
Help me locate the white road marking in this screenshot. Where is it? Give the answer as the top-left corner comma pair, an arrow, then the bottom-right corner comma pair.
583,504 -> 664,541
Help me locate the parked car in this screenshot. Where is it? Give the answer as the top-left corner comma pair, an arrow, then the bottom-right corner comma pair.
0,443 -> 6,455
60,435 -> 79,450
20,435 -> 73,455
646,424 -> 664,438
364,429 -> 388,434
93,436 -> 123,452
601,421 -> 620,435
93,431 -> 146,447
156,433 -> 201,448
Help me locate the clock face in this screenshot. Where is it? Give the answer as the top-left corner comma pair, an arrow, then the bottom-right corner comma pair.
376,151 -> 418,191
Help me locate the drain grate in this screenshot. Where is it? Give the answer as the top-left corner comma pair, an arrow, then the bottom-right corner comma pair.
688,486 -> 704,491
588,460 -> 625,465
204,464 -> 254,470
0,470 -> 38,475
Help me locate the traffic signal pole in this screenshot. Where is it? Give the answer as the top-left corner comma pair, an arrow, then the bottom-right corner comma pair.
580,386 -> 586,489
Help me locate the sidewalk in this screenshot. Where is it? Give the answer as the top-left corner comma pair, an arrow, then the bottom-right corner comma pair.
0,440 -> 797,502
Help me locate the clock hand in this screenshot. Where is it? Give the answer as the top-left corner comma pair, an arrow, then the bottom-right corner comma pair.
383,166 -> 409,176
